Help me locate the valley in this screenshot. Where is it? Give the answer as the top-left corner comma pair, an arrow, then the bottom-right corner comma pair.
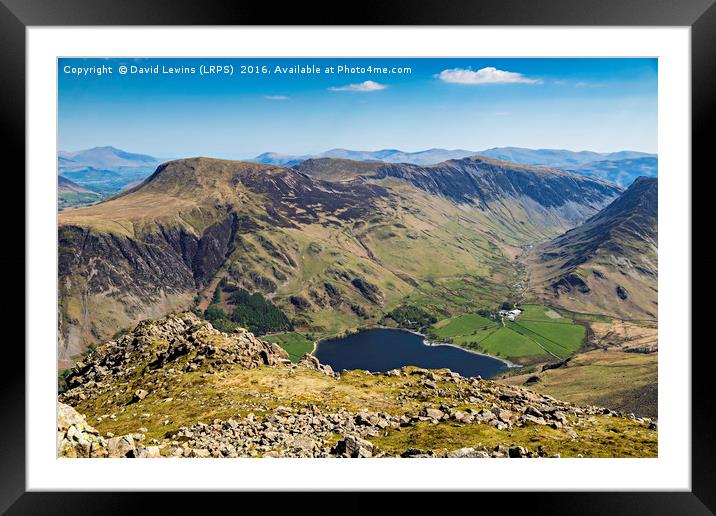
54,56 -> 661,461
56,150 -> 659,456
57,155 -> 623,363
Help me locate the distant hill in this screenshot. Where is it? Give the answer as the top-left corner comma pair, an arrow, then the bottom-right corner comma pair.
477,147 -> 656,169
58,175 -> 102,210
560,157 -> 657,187
58,146 -> 161,170
58,146 -> 165,197
253,152 -> 312,167
254,147 -> 658,185
59,175 -> 97,194
530,176 -> 657,319
253,148 -> 477,166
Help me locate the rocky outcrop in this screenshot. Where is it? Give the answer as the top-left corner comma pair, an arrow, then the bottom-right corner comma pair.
616,285 -> 629,300
350,277 -> 384,305
62,312 -> 291,397
58,209 -> 244,363
58,402 -> 158,458
552,273 -> 591,295
57,402 -> 108,458
296,353 -> 334,376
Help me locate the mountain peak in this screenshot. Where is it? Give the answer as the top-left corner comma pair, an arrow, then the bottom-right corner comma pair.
532,174 -> 657,319
58,146 -> 161,169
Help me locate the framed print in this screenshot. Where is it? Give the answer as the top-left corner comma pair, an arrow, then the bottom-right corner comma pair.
5,0 -> 712,511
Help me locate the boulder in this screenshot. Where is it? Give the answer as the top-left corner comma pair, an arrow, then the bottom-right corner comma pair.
107,435 -> 137,458
333,435 -> 373,458
297,353 -> 334,376
57,402 -> 108,458
419,407 -> 445,421
447,447 -> 490,458
132,389 -> 149,403
508,446 -> 530,458
401,448 -> 434,458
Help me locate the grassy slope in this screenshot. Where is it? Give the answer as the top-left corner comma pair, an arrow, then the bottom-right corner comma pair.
499,350 -> 658,419
236,183 -> 524,340
519,303 -> 571,322
58,191 -> 103,210
263,332 -> 314,363
432,314 -> 497,338
371,416 -> 655,458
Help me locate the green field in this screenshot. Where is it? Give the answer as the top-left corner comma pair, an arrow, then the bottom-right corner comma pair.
430,305 -> 586,364
518,304 -> 571,322
58,192 -> 102,210
262,332 -> 314,363
510,320 -> 585,358
432,313 -> 497,338
478,327 -> 547,358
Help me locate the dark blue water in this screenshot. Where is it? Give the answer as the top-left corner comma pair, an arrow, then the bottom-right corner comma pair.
314,328 -> 507,379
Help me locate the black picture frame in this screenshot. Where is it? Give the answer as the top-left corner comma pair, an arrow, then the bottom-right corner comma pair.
3,0 -> 709,512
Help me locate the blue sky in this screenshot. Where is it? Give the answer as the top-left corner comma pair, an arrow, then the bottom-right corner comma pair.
58,58 -> 658,158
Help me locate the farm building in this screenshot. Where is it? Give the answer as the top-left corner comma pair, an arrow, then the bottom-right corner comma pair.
499,308 -> 523,321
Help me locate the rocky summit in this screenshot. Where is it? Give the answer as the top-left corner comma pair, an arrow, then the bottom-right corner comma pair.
59,313 -> 657,458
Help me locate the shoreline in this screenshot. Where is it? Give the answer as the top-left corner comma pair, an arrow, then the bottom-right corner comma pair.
313,324 -> 520,369
421,339 -> 520,369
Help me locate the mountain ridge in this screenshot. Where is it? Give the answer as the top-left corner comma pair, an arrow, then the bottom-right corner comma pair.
58,155 -> 622,363
529,176 -> 657,319
253,146 -> 656,169
58,146 -> 161,169
478,147 -> 655,168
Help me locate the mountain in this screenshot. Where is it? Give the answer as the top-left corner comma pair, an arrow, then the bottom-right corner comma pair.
529,177 -> 657,319
252,152 -> 312,167
321,148 -> 478,164
58,146 -> 161,169
59,175 -> 98,194
477,147 -> 656,168
561,157 -> 658,187
58,176 -> 102,210
58,146 -> 164,198
255,147 -> 658,185
57,155 -> 621,363
253,148 -> 477,166
57,312 -> 656,458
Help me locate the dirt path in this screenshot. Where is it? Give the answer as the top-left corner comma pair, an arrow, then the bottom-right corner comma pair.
197,272 -> 228,311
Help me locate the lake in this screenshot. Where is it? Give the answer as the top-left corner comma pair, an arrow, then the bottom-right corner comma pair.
314,328 -> 508,379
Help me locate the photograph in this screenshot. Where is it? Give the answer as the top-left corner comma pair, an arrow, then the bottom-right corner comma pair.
55,56 -> 659,459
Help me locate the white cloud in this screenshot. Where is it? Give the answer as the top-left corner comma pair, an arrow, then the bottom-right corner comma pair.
264,95 -> 289,100
437,67 -> 542,85
328,80 -> 388,92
